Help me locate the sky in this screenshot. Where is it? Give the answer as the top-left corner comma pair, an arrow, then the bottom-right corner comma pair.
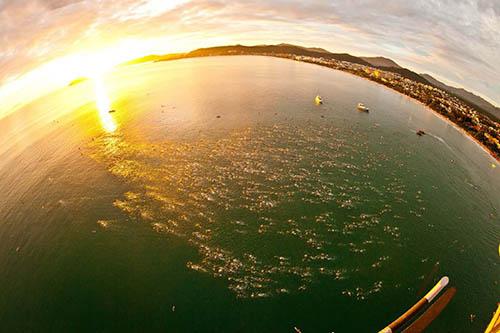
0,0 -> 499,117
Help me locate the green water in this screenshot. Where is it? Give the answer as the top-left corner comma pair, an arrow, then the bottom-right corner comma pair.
0,56 -> 498,332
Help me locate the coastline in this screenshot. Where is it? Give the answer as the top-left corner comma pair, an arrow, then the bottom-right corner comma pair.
411,91 -> 498,163
330,64 -> 500,163
405,90 -> 498,163
161,53 -> 499,162
283,55 -> 500,162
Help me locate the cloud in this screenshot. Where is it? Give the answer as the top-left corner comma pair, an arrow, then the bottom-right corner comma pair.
0,0 -> 499,106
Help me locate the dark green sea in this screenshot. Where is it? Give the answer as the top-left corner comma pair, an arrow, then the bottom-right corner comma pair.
0,56 -> 498,332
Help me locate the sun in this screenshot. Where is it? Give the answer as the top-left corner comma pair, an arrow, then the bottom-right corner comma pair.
0,38 -> 178,120
92,75 -> 117,133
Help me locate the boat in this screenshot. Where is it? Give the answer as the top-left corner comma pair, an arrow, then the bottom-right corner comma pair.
378,276 -> 449,333
485,304 -> 500,333
357,103 -> 369,112
401,287 -> 456,333
417,130 -> 426,136
315,95 -> 323,105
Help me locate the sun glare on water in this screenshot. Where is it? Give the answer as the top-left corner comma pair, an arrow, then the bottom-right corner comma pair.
0,37 -> 183,121
92,75 -> 117,133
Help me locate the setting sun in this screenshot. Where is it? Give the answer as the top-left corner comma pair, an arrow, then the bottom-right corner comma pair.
0,37 -> 196,120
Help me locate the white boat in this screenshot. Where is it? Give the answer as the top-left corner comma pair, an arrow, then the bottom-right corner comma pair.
357,103 -> 369,112
315,95 -> 323,105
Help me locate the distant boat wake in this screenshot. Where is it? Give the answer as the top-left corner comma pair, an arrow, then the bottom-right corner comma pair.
413,129 -> 455,154
429,133 -> 456,154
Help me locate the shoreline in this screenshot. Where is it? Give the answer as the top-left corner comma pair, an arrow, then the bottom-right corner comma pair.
166,53 -> 499,162
334,64 -> 499,163
405,89 -> 498,163
283,55 -> 500,162
413,92 -> 497,163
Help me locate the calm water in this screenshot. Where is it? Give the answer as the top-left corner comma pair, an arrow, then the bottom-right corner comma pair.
0,56 -> 498,332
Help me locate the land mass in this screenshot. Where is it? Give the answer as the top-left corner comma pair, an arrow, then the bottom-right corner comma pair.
122,43 -> 500,160
68,76 -> 88,86
420,73 -> 500,120
361,56 -> 402,69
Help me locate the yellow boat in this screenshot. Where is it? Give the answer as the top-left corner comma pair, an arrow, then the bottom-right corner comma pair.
357,102 -> 369,112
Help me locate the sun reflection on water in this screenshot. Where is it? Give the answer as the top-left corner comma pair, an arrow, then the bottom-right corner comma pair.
93,76 -> 117,133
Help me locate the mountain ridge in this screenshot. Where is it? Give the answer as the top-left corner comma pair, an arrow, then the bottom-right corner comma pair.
420,73 -> 500,120
121,43 -> 498,121
361,56 -> 401,68
185,44 -> 372,67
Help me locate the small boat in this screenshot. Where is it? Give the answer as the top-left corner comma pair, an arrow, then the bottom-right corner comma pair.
417,130 -> 426,136
357,103 -> 369,112
378,276 -> 450,333
315,95 -> 323,105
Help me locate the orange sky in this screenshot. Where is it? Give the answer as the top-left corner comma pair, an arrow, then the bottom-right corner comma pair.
1,0 -> 499,119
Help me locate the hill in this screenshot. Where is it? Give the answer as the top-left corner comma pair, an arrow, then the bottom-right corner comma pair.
183,45 -> 430,85
184,44 -> 372,67
421,74 -> 500,121
361,56 -> 401,68
378,66 -> 430,85
121,53 -> 185,66
68,77 -> 88,86
120,43 -> 498,121
277,43 -> 330,54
